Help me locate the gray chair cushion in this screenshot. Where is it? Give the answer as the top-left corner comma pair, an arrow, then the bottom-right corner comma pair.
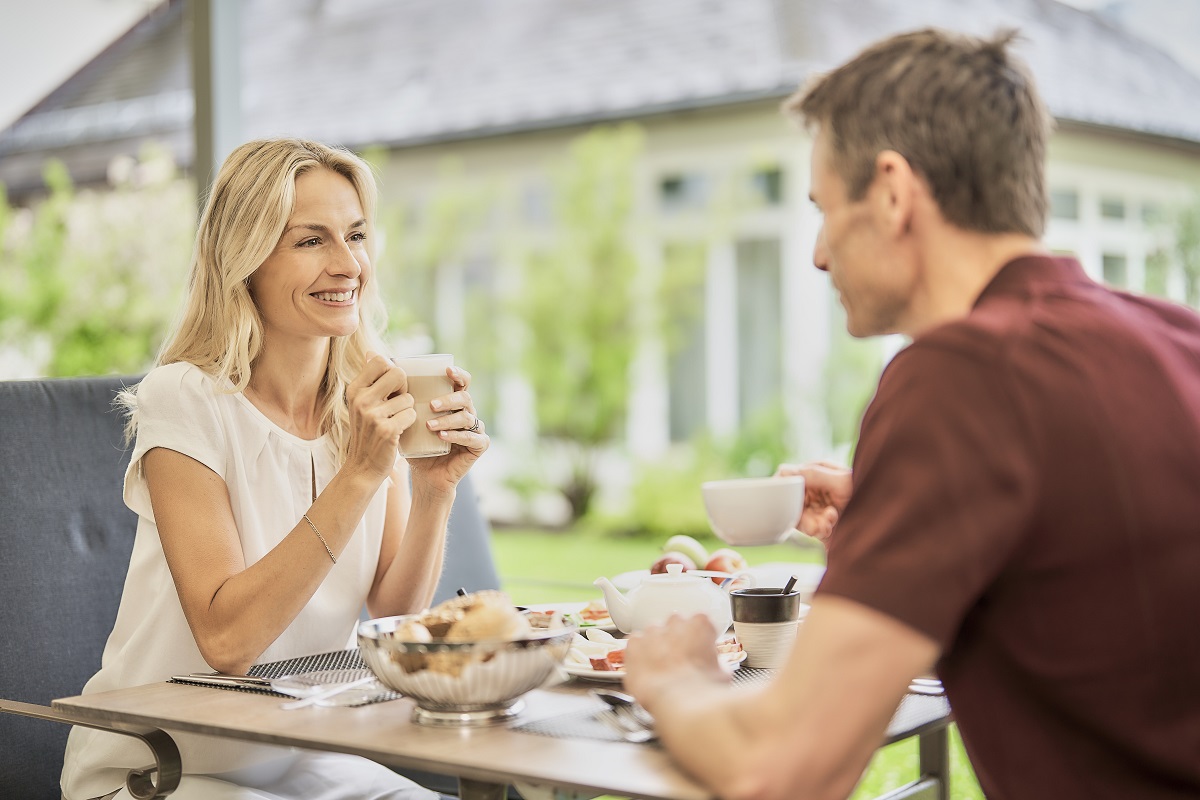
0,374 -> 501,799
0,375 -> 139,799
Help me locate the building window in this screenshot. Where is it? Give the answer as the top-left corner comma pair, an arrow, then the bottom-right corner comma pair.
659,172 -> 709,213
1050,189 -> 1079,220
1141,201 -> 1164,226
1102,253 -> 1128,287
736,239 -> 783,425
521,181 -> 552,226
1100,197 -> 1126,221
749,166 -> 784,207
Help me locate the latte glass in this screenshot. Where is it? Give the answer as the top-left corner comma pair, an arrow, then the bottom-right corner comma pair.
394,354 -> 454,458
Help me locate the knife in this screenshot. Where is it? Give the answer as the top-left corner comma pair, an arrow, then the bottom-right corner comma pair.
173,672 -> 274,688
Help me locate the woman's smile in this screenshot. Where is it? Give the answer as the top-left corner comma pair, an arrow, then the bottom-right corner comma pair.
310,288 -> 357,305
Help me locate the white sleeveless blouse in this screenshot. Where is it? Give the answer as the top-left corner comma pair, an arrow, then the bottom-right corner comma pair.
61,361 -> 389,799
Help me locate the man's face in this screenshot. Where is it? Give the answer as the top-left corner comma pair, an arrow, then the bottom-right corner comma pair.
809,128 -> 914,337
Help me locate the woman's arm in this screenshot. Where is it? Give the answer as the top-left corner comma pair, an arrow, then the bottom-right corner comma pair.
146,447 -> 384,674
148,356 -> 416,674
367,364 -> 490,616
364,463 -> 451,617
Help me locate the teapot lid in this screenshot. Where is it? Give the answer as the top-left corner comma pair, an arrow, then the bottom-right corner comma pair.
645,563 -> 707,584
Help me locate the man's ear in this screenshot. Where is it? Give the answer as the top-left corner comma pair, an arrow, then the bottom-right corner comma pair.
871,150 -> 917,237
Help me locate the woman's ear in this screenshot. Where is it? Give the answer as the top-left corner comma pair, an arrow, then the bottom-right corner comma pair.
871,150 -> 917,237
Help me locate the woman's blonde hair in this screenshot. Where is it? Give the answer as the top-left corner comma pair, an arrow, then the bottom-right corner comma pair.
122,137 -> 387,464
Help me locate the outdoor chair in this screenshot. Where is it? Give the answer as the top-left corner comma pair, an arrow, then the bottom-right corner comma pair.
0,373 -> 502,799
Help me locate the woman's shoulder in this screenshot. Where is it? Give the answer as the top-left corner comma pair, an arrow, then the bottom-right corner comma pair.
139,361 -> 217,390
135,362 -> 224,416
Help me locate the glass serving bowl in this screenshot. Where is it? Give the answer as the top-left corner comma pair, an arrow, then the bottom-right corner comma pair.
357,614 -> 575,726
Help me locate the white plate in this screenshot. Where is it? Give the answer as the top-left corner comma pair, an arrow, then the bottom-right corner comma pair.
524,601 -> 618,633
611,562 -> 826,597
563,649 -> 747,683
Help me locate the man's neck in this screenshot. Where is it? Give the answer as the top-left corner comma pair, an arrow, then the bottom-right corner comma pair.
903,230 -> 1046,338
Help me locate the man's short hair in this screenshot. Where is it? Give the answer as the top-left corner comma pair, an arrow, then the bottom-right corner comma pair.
785,28 -> 1052,238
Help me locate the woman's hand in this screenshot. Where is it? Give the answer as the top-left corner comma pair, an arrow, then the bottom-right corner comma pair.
345,353 -> 417,482
775,461 -> 853,546
406,365 -> 489,494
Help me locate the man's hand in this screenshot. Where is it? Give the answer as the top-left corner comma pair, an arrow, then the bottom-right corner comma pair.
775,461 -> 852,545
621,598 -> 941,800
623,614 -> 730,711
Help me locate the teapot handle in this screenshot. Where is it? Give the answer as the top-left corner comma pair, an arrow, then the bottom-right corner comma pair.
688,569 -> 756,590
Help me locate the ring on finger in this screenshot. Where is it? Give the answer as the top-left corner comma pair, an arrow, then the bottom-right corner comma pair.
467,414 -> 482,433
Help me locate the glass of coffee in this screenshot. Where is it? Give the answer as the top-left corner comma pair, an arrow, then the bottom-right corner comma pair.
393,354 -> 454,458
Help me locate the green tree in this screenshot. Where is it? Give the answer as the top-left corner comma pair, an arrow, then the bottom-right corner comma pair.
823,301 -> 885,455
513,124 -> 646,520
1173,195 -> 1200,308
0,147 -> 193,377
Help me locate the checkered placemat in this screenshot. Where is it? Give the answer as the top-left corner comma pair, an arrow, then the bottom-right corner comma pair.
168,648 -> 401,706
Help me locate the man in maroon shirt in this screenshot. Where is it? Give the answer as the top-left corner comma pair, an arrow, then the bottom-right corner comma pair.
624,27 -> 1200,800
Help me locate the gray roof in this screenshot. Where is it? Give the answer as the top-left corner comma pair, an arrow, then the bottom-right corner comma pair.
3,0 -> 1200,195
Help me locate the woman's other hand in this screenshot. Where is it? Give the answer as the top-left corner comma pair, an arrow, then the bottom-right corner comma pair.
345,353 -> 416,482
775,461 -> 852,545
407,365 -> 489,494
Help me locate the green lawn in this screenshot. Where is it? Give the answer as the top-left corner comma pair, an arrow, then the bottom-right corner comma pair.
490,528 -> 983,800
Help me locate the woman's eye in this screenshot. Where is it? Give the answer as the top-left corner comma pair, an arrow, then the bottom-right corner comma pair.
349,231 -> 367,242
298,237 -> 320,247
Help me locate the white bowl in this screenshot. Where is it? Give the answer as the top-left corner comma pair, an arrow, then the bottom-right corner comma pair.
701,476 -> 805,546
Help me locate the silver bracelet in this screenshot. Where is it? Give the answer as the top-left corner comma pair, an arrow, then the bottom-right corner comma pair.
302,513 -> 337,564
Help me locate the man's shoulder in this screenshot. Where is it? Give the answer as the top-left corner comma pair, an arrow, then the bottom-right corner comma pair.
889,315 -> 1017,377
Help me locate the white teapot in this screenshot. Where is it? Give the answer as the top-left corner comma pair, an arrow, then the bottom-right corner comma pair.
593,564 -> 753,637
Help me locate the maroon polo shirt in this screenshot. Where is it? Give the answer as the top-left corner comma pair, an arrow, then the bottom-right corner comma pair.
819,255 -> 1200,799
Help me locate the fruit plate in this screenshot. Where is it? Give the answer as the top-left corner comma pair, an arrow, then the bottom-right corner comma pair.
524,601 -> 617,633
563,649 -> 747,683
611,562 -> 826,597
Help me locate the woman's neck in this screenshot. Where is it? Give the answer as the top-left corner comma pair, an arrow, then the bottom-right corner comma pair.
244,338 -> 331,439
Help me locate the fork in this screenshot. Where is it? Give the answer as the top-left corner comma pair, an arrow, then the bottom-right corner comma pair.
279,676 -> 378,710
592,689 -> 657,743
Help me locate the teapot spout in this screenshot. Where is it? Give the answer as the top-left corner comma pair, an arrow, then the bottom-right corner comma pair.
593,577 -> 633,634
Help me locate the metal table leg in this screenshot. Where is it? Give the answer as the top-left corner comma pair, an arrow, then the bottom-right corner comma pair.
871,724 -> 950,800
458,777 -> 509,800
1,699 -> 182,799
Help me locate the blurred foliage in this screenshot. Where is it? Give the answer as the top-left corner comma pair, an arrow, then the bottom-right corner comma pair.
0,145 -> 193,376
1173,194 -> 1200,308
366,151 -> 493,339
364,148 -> 508,427
658,240 -> 707,357
510,124 -> 647,521
823,300 -> 885,457
1145,247 -> 1171,299
586,401 -> 794,540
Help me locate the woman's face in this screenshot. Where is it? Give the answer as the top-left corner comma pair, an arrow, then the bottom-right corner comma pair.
249,167 -> 370,343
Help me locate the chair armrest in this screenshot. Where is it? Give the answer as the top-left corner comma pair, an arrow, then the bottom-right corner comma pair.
0,699 -> 181,799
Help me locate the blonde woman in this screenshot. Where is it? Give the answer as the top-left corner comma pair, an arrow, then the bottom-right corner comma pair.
61,138 -> 488,800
